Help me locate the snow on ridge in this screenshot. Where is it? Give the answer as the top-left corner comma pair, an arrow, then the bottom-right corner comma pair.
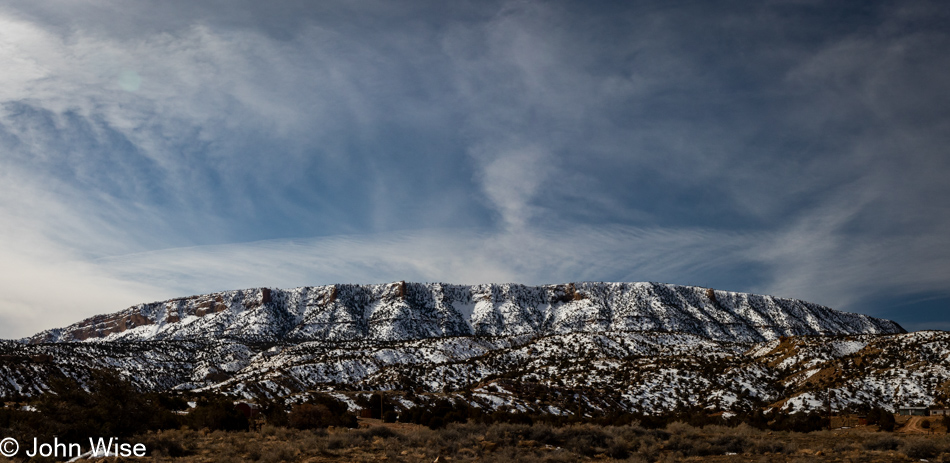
4,327 -> 950,416
23,282 -> 905,345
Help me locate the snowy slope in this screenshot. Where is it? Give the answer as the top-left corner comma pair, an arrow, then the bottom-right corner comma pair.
3,282 -> 930,417
5,329 -> 949,417
25,282 -> 904,344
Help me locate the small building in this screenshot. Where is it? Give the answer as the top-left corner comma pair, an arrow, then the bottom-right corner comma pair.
930,409 -> 950,416
898,406 -> 929,416
857,416 -> 868,426
359,408 -> 374,419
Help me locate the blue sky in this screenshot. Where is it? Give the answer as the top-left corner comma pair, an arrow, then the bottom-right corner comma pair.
1,1 -> 948,338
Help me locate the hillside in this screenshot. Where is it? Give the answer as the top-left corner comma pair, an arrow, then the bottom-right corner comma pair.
26,282 -> 904,344
1,282 -> 931,418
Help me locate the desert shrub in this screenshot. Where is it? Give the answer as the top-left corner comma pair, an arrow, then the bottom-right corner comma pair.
539,453 -> 582,463
139,433 -> 190,457
432,427 -> 467,454
751,438 -> 791,454
527,423 -> 559,446
864,435 -> 901,451
260,441 -> 295,463
429,417 -> 446,430
634,437 -> 662,462
560,425 -> 610,456
636,413 -> 673,429
729,410 -> 769,429
648,428 -> 672,441
288,403 -> 332,429
400,398 -> 478,428
599,412 -> 644,427
212,456 -> 244,463
770,411 -> 827,432
256,397 -> 289,427
483,409 -> 534,425
833,441 -> 859,453
730,422 -> 759,438
276,426 -> 293,440
0,407 -> 39,442
700,424 -> 730,435
187,397 -> 249,431
325,434 -> 347,450
0,408 -> 14,428
902,439 -> 940,460
709,434 -> 748,453
478,446 -> 576,463
484,422 -> 530,446
155,394 -> 190,412
6,369 -> 180,451
664,421 -> 694,435
686,411 -> 721,428
666,434 -> 724,456
288,395 -> 357,429
606,440 -> 630,459
246,440 -> 263,460
295,429 -> 327,455
360,425 -> 402,440
604,424 -> 647,453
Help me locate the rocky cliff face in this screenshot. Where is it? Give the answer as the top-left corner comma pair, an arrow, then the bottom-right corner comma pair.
26,282 -> 904,344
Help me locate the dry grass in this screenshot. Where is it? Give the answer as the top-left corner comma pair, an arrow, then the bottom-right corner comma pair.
55,418 -> 950,462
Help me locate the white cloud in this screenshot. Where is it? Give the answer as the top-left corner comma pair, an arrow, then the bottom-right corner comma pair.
0,1 -> 949,338
92,224 -> 757,306
474,144 -> 554,230
0,246 -> 163,339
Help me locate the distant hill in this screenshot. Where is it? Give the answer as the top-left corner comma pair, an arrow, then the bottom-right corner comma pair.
4,282 -> 933,418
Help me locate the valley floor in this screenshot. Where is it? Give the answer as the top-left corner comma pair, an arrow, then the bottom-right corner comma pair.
38,417 -> 950,463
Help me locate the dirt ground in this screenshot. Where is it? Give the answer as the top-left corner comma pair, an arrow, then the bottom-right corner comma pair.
896,414 -> 946,434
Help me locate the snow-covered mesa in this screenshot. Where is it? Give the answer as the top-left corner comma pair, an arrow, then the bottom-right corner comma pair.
5,282 -> 936,417
26,282 -> 904,344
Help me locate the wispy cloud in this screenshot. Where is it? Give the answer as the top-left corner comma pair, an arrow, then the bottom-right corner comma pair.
0,1 -> 948,337
94,225 -> 760,300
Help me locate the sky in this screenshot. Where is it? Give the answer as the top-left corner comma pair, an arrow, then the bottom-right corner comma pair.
0,0 -> 948,338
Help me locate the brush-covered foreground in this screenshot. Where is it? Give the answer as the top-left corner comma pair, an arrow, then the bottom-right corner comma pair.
4,419 -> 948,463
3,370 -> 950,462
